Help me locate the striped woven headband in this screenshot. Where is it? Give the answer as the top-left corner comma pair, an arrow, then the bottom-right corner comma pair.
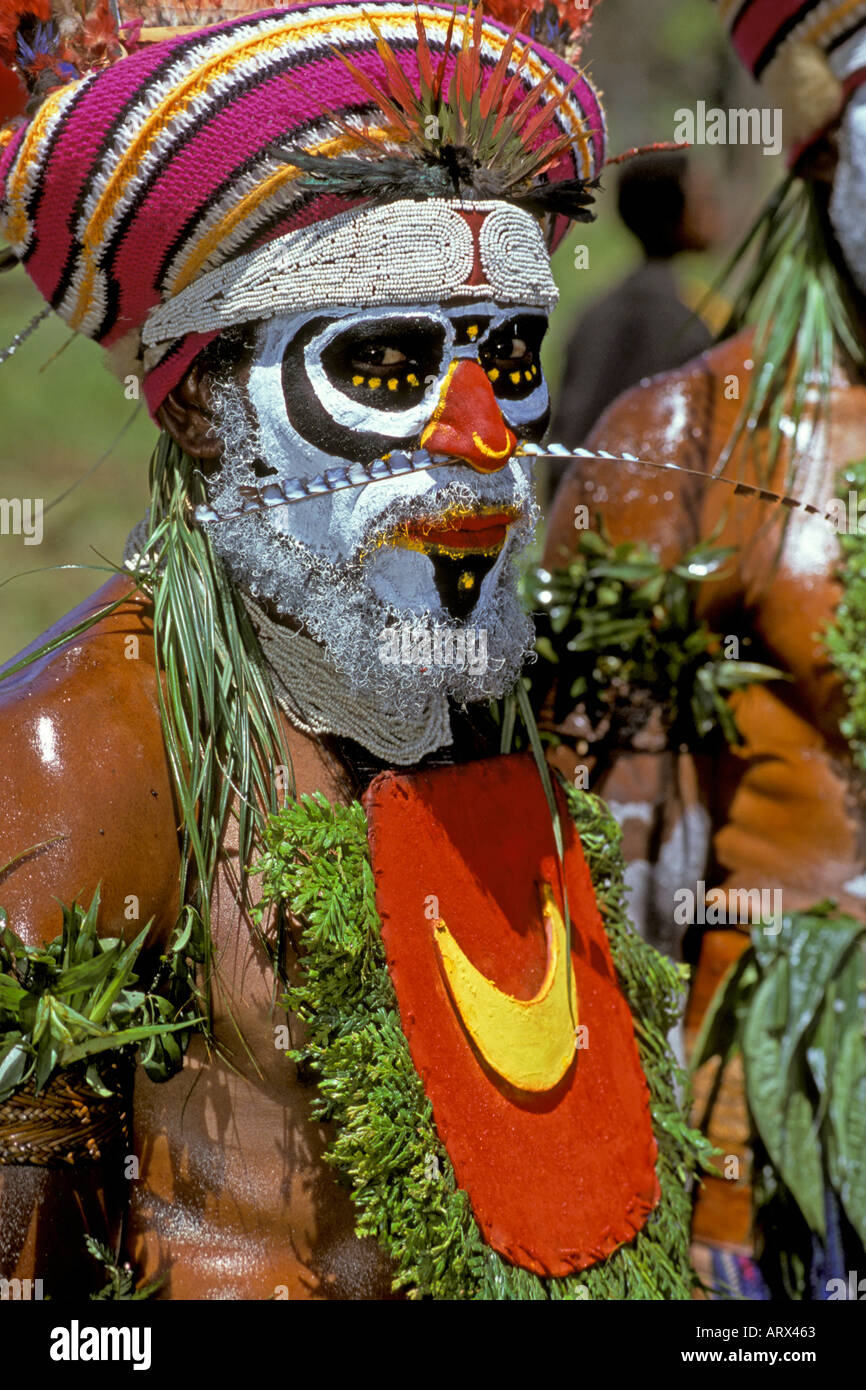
0,1 -> 605,417
716,0 -> 866,78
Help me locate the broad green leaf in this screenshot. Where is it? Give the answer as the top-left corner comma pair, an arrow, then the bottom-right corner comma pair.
711,661 -> 788,690
672,546 -> 737,580
772,917 -> 864,1095
0,1039 -> 32,1099
690,948 -> 758,1072
742,969 -> 788,1184
827,945 -> 866,1243
62,1017 -> 199,1065
778,1060 -> 825,1237
54,945 -> 122,998
33,1029 -> 59,1094
87,922 -> 153,1025
85,1063 -> 116,1098
0,974 -> 27,1011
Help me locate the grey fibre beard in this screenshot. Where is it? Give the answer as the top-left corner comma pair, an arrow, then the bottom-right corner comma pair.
201,376 -> 538,720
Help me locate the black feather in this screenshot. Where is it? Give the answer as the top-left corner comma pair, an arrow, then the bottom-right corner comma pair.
272,145 -> 598,224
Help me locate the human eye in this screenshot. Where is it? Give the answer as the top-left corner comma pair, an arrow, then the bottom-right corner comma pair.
480,316 -> 547,396
322,318 -> 445,399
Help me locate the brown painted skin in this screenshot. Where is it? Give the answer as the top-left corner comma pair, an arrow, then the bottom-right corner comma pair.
545,328 -> 866,919
0,575 -> 396,1299
545,329 -> 866,1249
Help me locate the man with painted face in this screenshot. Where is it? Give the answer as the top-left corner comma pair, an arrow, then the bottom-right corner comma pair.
164,200 -> 554,766
0,0 -> 703,1299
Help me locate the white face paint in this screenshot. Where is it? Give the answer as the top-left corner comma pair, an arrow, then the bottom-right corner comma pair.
202,295 -> 549,711
830,86 -> 866,296
233,301 -> 548,611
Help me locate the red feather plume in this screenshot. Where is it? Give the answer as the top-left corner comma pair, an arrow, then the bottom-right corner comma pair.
484,0 -> 599,54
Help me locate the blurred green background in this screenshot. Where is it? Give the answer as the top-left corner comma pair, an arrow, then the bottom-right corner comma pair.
0,0 -> 772,663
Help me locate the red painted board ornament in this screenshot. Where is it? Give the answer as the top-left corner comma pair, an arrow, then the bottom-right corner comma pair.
364,752 -> 660,1277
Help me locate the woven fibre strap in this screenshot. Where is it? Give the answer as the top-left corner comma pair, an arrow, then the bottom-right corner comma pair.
0,1068 -> 131,1167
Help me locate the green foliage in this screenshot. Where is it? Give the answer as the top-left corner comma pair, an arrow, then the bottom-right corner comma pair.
524,528 -> 783,749
692,902 -> 866,1297
254,787 -> 713,1300
0,888 -> 200,1102
712,176 -> 865,488
824,458 -> 866,771
86,1237 -> 164,1301
0,433 -> 295,1067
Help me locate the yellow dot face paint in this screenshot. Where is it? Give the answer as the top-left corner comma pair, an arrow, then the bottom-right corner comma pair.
509,371 -> 521,385
488,368 -> 500,382
457,570 -> 476,592
368,377 -> 381,389
467,324 -> 479,339
407,373 -> 419,387
352,375 -> 364,387
387,378 -> 399,390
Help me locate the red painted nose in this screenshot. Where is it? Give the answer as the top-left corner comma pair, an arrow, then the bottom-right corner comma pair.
421,359 -> 517,473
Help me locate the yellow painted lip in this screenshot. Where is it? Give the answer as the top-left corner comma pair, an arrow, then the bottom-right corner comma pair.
375,505 -> 524,558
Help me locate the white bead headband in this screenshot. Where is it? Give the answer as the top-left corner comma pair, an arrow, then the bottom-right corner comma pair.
141,198 -> 559,357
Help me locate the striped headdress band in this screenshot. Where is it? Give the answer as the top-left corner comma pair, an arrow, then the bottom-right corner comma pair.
715,0 -> 866,151
0,0 -> 606,417
717,0 -> 866,79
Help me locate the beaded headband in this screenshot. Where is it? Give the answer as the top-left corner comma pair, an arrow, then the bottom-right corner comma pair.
0,0 -> 606,417
140,199 -> 559,362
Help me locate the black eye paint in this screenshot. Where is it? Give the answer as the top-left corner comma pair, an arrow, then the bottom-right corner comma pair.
450,314 -> 492,347
321,315 -> 446,409
280,315 -> 427,463
480,314 -> 548,401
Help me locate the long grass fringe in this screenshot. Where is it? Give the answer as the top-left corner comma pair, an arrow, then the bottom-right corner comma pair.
711,175 -> 866,491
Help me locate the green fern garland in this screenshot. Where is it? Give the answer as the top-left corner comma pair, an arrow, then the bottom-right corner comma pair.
253,783 -> 715,1300
823,458 -> 866,771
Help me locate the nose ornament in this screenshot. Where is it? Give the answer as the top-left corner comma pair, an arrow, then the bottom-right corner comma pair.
420,359 -> 516,473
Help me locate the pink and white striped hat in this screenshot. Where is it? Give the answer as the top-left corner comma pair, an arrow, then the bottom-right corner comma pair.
0,1 -> 606,416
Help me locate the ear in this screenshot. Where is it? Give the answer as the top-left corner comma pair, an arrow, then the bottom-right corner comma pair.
156,359 -> 224,459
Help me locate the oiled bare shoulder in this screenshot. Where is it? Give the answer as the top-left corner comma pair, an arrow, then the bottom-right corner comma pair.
0,575 -> 180,949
